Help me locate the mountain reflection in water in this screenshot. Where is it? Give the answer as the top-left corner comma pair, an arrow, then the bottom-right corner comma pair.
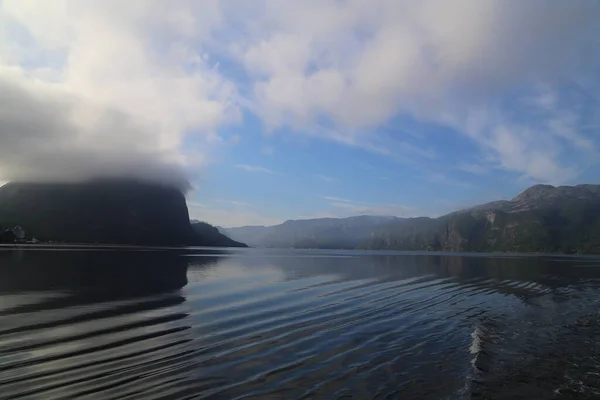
1,247 -> 599,399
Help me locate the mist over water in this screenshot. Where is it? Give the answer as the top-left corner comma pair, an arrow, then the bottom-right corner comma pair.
1,247 -> 599,399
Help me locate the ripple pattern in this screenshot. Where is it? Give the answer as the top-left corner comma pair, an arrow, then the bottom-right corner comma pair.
1,249 -> 600,399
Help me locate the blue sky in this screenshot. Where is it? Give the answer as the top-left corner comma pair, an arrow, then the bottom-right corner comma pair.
1,1 -> 600,227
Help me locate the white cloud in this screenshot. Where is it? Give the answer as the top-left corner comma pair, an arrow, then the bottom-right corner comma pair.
2,0 -> 599,190
315,174 -> 337,183
0,0 -> 238,188
0,69 -> 190,189
235,164 -> 283,175
225,0 -> 600,182
490,125 -> 579,184
454,88 -> 597,184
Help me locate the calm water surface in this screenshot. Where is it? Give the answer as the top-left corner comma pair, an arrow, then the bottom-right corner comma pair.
1,247 -> 600,399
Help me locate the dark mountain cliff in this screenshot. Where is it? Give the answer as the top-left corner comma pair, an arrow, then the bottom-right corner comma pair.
0,179 -> 245,247
190,220 -> 245,247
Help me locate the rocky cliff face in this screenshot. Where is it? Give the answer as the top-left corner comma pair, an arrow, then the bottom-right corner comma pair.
362,184 -> 600,254
0,179 -> 246,247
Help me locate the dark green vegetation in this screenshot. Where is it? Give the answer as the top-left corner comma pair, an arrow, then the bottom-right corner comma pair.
222,184 -> 600,254
0,180 -> 246,247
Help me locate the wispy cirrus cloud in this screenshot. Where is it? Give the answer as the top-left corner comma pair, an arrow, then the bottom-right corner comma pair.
187,201 -> 284,227
187,201 -> 209,209
235,164 -> 283,176
457,163 -> 489,175
315,174 -> 337,183
322,196 -> 354,203
217,199 -> 251,207
262,146 -> 275,156
323,195 -> 416,217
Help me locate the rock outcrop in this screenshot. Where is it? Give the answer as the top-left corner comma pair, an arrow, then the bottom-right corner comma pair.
0,179 -> 246,247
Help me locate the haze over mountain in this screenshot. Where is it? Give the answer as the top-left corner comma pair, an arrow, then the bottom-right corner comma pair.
222,184 -> 600,254
220,215 -> 400,249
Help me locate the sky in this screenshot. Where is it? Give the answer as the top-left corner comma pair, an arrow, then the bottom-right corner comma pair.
1,1 -> 600,227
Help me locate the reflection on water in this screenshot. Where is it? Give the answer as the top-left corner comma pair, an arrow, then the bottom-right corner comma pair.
1,248 -> 600,399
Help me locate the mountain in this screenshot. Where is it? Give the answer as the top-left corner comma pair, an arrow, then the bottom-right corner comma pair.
0,179 -> 246,247
190,221 -> 245,247
222,184 -> 600,254
220,215 -> 401,248
361,184 -> 600,254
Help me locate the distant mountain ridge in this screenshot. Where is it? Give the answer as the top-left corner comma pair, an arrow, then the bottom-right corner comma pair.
461,184 -> 600,214
223,184 -> 600,254
220,215 -> 401,249
0,180 -> 246,247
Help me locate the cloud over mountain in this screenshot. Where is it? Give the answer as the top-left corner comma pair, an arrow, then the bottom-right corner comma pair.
1,1 -> 599,225
0,69 -> 192,190
1,0 -> 238,190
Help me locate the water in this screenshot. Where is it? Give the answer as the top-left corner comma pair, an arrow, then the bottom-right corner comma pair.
1,247 -> 600,399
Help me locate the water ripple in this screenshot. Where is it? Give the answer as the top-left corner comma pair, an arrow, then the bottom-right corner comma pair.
1,249 -> 600,399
